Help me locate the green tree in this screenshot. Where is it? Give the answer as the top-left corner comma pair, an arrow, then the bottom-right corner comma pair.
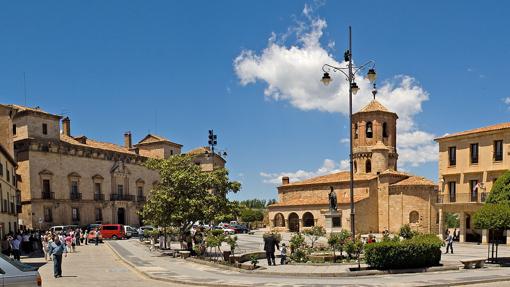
445,213 -> 460,228
399,224 -> 418,239
139,154 -> 241,242
303,226 -> 326,249
473,203 -> 510,230
240,208 -> 264,223
328,230 -> 350,259
486,170 -> 510,204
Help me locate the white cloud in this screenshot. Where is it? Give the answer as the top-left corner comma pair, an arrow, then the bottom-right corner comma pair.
260,158 -> 345,185
234,7 -> 437,169
504,97 -> 510,105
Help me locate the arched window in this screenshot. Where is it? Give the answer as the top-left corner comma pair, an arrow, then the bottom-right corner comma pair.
354,161 -> 357,173
409,211 -> 419,224
354,123 -> 359,139
303,212 -> 315,227
274,213 -> 285,227
382,122 -> 388,138
366,122 -> 373,138
366,160 -> 372,173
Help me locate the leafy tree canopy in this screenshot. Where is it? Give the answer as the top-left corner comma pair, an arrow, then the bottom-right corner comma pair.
486,170 -> 510,204
473,203 -> 510,230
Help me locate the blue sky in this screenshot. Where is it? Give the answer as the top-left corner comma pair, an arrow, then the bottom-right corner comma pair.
1,1 -> 510,200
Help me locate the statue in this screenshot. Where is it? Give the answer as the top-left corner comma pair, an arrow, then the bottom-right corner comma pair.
328,186 -> 337,212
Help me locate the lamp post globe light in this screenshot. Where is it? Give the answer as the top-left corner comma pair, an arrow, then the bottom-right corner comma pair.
320,26 -> 377,237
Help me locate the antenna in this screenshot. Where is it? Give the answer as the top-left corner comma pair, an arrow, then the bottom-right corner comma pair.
23,72 -> 27,106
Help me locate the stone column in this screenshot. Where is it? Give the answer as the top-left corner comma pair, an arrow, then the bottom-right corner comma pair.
438,208 -> 444,239
284,219 -> 289,232
459,212 -> 466,243
506,230 -> 510,246
482,229 -> 489,244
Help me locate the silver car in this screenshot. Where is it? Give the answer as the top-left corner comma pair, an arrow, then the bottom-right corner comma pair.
0,254 -> 41,286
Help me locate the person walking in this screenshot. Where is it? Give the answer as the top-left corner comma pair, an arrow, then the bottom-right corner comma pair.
1,235 -> 11,257
280,243 -> 287,265
94,228 -> 100,246
11,235 -> 21,261
48,236 -> 67,278
83,229 -> 88,245
263,234 -> 279,266
445,231 -> 454,254
42,233 -> 50,261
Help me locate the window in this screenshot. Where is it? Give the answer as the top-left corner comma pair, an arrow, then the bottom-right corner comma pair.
274,213 -> 285,227
332,216 -> 342,227
354,123 -> 359,139
494,140 -> 503,161
102,225 -> 118,231
42,179 -> 51,193
95,208 -> 103,222
354,161 -> 357,173
170,150 -> 174,155
470,180 -> 479,202
409,211 -> 419,224
44,207 -> 52,222
95,183 -> 101,194
470,143 -> 479,164
42,123 -> 48,135
0,162 -> 3,177
448,146 -> 456,166
71,208 -> 80,222
366,160 -> 372,173
6,169 -> 9,184
71,181 -> 79,194
303,212 -> 315,227
448,181 -> 456,203
382,122 -> 388,138
117,184 -> 124,195
12,124 -> 16,135
137,186 -> 143,196
366,122 -> 373,138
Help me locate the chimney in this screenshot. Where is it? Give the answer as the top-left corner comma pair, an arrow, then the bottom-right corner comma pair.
124,132 -> 132,149
62,117 -> 71,136
282,176 -> 290,185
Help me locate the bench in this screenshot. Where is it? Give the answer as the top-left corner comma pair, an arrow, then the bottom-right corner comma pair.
460,258 -> 485,269
179,251 -> 191,258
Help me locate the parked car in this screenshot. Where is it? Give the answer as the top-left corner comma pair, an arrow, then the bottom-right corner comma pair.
137,225 -> 155,237
100,224 -> 126,240
0,252 -> 41,286
87,230 -> 103,243
231,224 -> 249,234
85,223 -> 101,232
49,226 -> 66,234
214,225 -> 235,235
124,225 -> 139,238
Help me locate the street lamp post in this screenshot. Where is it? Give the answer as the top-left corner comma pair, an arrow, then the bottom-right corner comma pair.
321,26 -> 377,237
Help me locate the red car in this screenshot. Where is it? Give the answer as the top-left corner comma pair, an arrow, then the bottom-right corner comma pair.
100,224 -> 126,240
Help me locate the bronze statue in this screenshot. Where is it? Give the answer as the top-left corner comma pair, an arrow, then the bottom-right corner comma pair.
328,186 -> 337,211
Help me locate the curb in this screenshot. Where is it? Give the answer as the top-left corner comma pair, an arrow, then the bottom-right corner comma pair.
107,242 -> 510,287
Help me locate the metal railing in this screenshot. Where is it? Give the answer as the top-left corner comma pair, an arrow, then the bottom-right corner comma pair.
110,193 -> 135,201
41,191 -> 54,199
437,192 -> 487,204
70,192 -> 82,201
137,195 -> 146,202
94,193 -> 105,201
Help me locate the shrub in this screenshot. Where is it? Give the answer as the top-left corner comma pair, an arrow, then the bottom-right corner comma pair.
399,224 -> 418,239
290,248 -> 309,263
364,234 -> 442,269
289,232 -> 306,251
344,237 -> 363,260
303,226 -> 326,248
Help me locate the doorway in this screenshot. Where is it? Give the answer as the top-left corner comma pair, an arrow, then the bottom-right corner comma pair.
288,213 -> 300,232
117,208 -> 126,225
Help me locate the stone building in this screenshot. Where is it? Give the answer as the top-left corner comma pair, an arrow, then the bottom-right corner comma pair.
268,100 -> 439,235
435,122 -> 510,244
0,105 -> 21,235
7,104 -> 223,229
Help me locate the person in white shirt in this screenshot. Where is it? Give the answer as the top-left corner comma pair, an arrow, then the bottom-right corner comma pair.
11,236 -> 21,261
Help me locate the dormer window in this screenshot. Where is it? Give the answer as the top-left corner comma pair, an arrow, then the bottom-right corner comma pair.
366,122 -> 373,138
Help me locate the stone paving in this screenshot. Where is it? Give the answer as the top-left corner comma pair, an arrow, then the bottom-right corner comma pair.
108,238 -> 510,286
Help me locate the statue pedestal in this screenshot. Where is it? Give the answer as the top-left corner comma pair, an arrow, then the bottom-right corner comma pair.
324,210 -> 342,233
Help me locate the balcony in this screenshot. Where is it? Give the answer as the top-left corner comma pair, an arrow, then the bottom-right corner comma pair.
137,195 -> 146,202
110,193 -> 134,201
437,192 -> 488,204
70,192 -> 82,201
41,191 -> 55,200
94,193 -> 105,201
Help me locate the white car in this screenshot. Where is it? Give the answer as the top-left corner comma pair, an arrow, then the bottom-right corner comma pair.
0,253 -> 41,286
220,226 -> 235,235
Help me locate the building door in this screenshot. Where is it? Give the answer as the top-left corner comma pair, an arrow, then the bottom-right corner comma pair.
288,213 -> 299,232
117,208 -> 126,225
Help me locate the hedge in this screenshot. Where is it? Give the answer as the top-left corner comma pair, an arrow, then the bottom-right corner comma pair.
364,234 -> 442,269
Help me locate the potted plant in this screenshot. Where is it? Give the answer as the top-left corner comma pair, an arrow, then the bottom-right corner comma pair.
250,255 -> 259,269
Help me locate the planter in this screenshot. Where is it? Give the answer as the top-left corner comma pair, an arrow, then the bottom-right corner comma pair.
309,253 -> 335,263
223,251 -> 232,262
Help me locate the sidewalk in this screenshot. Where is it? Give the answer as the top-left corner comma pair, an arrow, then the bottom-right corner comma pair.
108,239 -> 510,287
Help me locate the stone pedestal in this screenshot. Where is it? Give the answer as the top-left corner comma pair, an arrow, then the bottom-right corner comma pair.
325,210 -> 342,233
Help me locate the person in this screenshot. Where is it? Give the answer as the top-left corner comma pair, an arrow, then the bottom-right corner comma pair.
75,229 -> 81,246
42,233 -> 50,261
263,234 -> 279,266
1,235 -> 11,257
159,231 -> 165,249
445,231 -> 454,254
48,235 -> 67,278
11,235 -> 21,261
453,228 -> 458,241
280,243 -> 287,265
95,228 -> 100,246
83,229 -> 88,245
65,234 -> 73,253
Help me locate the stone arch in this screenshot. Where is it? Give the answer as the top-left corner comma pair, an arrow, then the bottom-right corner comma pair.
366,159 -> 372,173
354,161 -> 357,173
288,213 -> 300,232
274,213 -> 285,227
354,122 -> 359,139
409,210 -> 419,224
366,121 -> 373,138
303,212 -> 315,227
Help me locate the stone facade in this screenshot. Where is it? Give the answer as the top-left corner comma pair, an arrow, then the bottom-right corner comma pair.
268,100 -> 438,235
0,105 -> 21,236
435,122 -> 510,244
6,104 -> 224,230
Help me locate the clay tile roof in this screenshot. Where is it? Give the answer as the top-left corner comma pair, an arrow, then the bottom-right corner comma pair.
282,171 -> 377,187
379,169 -> 412,177
358,99 -> 391,113
135,134 -> 182,147
391,176 -> 436,186
60,134 -> 137,155
187,146 -> 211,155
269,194 -> 369,208
10,104 -> 62,119
435,122 -> 510,141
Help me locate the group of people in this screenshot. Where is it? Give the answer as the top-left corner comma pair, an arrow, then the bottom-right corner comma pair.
1,230 -> 43,261
263,235 -> 287,266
